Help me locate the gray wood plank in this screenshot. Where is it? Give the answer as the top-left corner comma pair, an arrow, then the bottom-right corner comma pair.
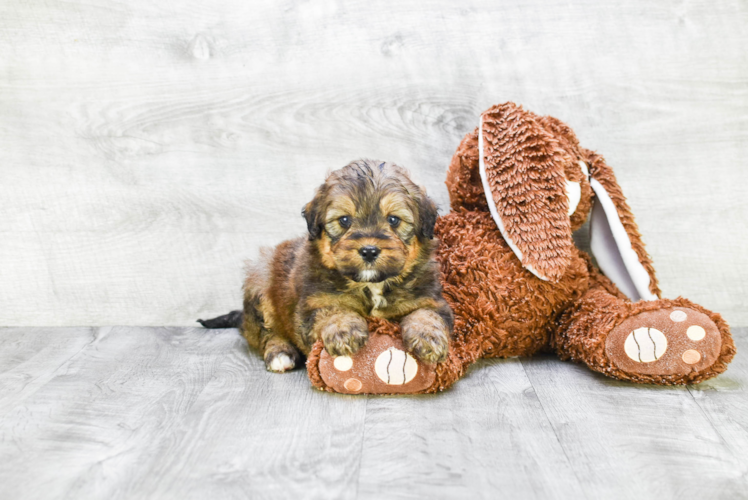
0,327 -> 96,413
0,327 -> 367,500
357,358 -> 586,500
687,327 -> 748,481
0,326 -> 745,499
521,344 -> 748,499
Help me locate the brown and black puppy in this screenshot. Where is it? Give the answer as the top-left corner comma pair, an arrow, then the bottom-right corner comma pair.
199,159 -> 453,372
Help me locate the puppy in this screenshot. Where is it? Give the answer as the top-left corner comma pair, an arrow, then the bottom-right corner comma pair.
199,159 -> 453,372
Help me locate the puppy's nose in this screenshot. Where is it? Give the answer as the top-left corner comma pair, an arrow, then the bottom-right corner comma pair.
359,245 -> 381,263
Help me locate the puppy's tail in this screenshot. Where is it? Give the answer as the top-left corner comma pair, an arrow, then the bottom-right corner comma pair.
197,310 -> 243,329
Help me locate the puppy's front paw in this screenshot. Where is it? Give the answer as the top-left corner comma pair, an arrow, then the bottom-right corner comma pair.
401,309 -> 450,364
320,313 -> 369,357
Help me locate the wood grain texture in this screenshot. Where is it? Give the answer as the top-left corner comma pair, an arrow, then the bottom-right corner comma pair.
0,0 -> 746,326
357,358 -> 585,499
0,327 -> 96,414
0,326 -> 745,499
521,347 -> 748,498
687,327 -> 748,485
0,327 -> 367,500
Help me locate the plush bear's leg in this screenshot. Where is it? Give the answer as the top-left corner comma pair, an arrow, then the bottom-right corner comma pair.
553,283 -> 735,385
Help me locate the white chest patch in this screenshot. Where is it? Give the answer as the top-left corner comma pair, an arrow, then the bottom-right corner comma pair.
366,282 -> 387,310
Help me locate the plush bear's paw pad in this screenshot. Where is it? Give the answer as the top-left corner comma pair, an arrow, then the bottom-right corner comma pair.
318,334 -> 437,394
606,307 -> 722,377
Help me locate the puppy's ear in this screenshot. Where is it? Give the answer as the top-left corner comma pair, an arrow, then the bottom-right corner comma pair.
416,191 -> 438,240
302,187 -> 326,240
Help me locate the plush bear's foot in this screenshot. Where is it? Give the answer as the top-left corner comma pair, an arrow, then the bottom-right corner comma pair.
606,306 -> 723,380
316,333 -> 437,394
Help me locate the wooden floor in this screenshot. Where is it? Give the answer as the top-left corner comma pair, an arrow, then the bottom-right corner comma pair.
0,327 -> 745,500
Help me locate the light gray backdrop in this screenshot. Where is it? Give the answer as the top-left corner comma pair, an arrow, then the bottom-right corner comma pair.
1,0 -> 746,327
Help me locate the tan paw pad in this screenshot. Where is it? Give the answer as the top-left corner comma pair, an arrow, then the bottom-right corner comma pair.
682,350 -> 701,364
344,378 -> 363,392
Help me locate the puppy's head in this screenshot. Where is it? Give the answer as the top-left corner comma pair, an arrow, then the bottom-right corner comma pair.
303,159 -> 437,283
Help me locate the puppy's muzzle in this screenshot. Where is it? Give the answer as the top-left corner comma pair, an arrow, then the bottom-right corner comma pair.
358,245 -> 381,263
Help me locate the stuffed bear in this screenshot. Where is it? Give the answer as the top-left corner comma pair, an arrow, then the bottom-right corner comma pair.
309,102 -> 735,394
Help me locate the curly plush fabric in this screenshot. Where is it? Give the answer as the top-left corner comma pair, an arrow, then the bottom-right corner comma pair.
480,104 -> 575,281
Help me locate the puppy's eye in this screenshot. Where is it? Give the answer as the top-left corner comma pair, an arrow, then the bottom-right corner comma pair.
387,215 -> 401,228
338,216 -> 352,228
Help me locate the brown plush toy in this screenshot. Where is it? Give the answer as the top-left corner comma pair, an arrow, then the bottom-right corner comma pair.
309,102 -> 736,394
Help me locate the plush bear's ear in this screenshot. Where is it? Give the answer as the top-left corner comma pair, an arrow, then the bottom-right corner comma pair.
585,149 -> 661,301
445,128 -> 487,212
477,104 -> 575,282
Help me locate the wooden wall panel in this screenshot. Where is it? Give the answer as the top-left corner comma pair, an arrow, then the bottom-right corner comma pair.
1,0 -> 746,325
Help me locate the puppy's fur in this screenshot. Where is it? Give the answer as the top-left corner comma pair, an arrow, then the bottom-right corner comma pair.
199,160 -> 453,372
